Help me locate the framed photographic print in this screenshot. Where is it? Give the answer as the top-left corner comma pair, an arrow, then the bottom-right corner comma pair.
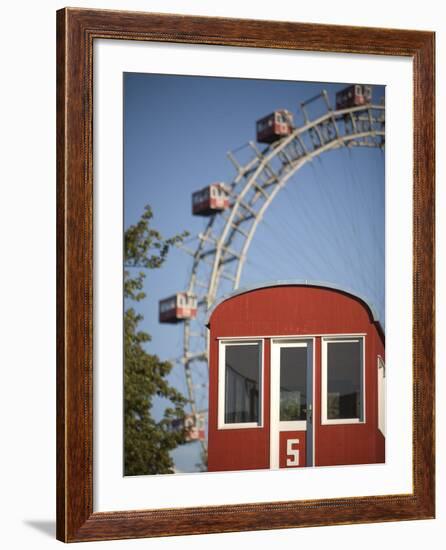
56,7 -> 435,542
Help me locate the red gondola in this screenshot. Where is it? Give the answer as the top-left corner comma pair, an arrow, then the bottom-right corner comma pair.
184,413 -> 206,442
256,110 -> 293,144
171,413 -> 206,442
192,183 -> 229,216
336,84 -> 372,110
159,292 -> 197,323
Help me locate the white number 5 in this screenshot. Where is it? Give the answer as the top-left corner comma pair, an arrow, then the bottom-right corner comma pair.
286,438 -> 300,466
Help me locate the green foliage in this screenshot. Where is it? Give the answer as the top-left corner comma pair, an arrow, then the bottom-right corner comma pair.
124,205 -> 189,476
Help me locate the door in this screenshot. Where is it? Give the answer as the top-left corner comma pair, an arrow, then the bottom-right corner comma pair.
270,339 -> 314,469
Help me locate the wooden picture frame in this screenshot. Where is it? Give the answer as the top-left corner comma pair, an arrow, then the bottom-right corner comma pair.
56,7 -> 435,542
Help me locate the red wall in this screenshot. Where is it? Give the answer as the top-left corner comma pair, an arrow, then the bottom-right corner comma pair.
207,285 -> 385,472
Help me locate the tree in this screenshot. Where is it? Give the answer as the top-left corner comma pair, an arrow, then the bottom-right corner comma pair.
124,205 -> 188,476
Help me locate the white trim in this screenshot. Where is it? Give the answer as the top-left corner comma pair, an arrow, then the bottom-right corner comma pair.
321,417 -> 362,425
270,338 -> 315,470
377,355 -> 386,436
217,422 -> 260,430
321,336 -> 366,425
272,341 -> 308,348
279,420 -> 307,431
217,339 -> 264,430
217,333 -> 366,341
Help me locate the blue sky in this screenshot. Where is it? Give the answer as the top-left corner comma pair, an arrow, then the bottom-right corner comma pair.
124,73 -> 385,473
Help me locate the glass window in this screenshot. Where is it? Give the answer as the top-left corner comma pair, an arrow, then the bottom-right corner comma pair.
161,298 -> 175,312
224,343 -> 261,424
326,340 -> 363,421
280,347 -> 307,421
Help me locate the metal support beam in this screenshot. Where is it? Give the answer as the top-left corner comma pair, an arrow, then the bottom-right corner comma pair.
227,150 -> 242,172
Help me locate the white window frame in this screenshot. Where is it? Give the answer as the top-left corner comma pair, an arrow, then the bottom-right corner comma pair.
271,340 -> 310,432
377,355 -> 386,436
218,339 -> 264,430
321,336 -> 366,425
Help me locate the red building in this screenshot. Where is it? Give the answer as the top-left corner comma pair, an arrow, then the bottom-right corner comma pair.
206,282 -> 385,472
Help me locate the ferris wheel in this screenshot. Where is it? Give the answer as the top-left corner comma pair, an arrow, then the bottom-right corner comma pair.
159,84 -> 385,455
